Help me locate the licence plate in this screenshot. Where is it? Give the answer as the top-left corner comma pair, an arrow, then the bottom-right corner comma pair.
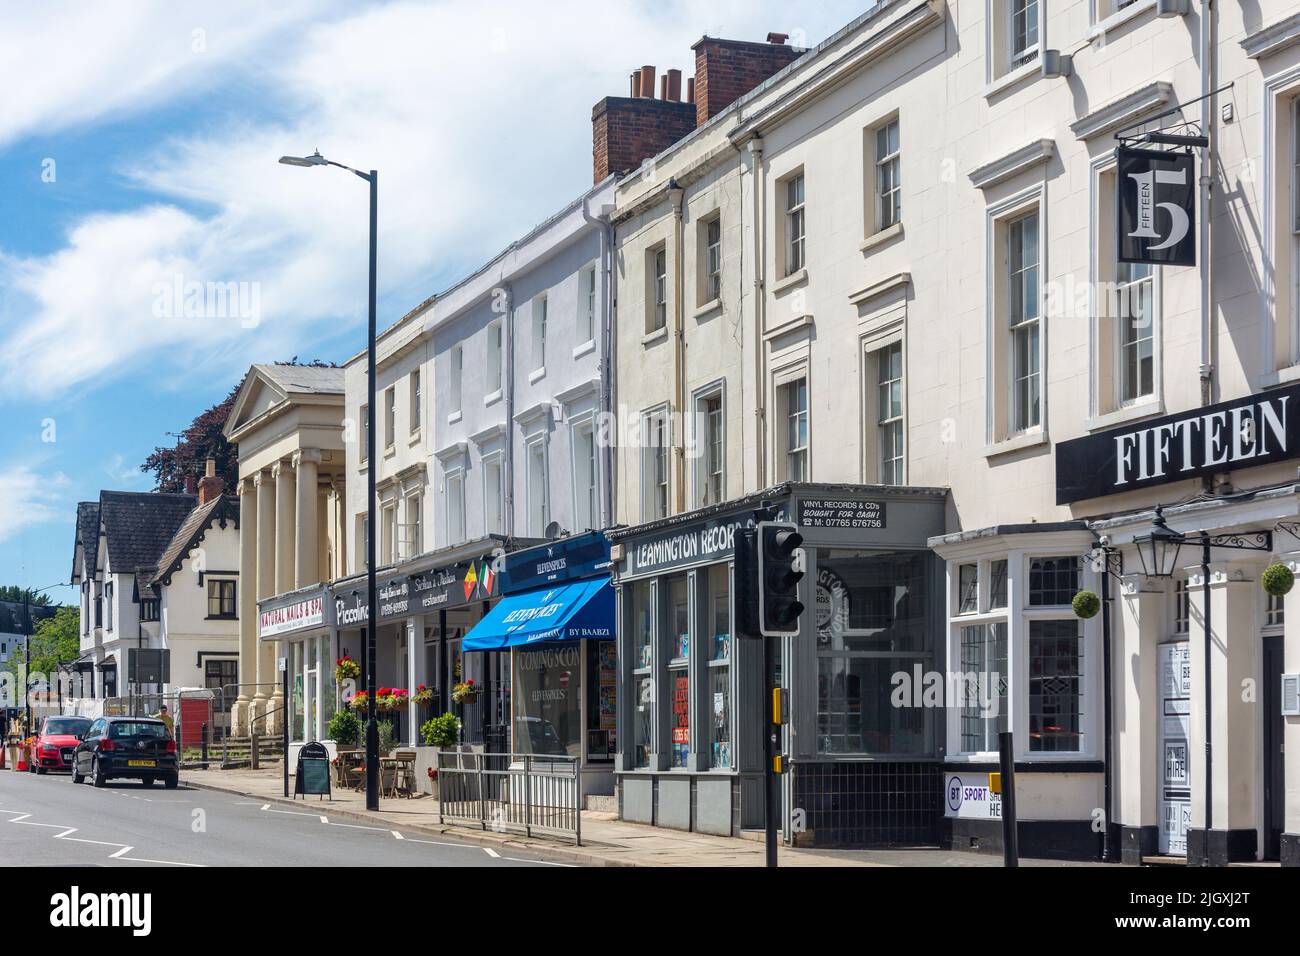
127,759 -> 156,768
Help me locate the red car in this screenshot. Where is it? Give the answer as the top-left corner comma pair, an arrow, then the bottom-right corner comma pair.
28,716 -> 93,774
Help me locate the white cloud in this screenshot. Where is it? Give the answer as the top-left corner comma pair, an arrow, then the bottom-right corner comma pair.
0,0 -> 867,399
0,467 -> 69,544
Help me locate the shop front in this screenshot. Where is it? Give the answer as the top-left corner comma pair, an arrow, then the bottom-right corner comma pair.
462,532 -> 618,799
331,537 -> 510,749
609,482 -> 948,844
257,584 -> 335,761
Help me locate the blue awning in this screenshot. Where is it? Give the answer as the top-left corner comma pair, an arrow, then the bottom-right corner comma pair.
462,578 -> 614,651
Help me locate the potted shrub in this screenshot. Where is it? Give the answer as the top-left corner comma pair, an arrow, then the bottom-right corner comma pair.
421,712 -> 460,749
328,708 -> 361,750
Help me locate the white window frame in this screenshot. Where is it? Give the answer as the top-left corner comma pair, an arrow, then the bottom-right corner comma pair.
640,405 -> 671,522
449,344 -> 463,417
525,435 -> 550,536
410,368 -> 422,434
444,467 -> 465,546
704,215 -> 722,304
875,341 -> 904,485
1007,209 -> 1041,435
487,320 -> 503,397
776,373 -> 809,482
532,294 -> 547,374
381,501 -> 398,564
649,246 -> 668,333
873,117 -> 901,232
984,0 -> 1045,91
359,404 -> 369,464
481,451 -> 504,536
404,491 -> 422,557
691,382 -> 726,508
1009,0 -> 1040,67
579,262 -> 597,347
570,412 -> 598,533
383,386 -> 396,450
784,172 -> 806,275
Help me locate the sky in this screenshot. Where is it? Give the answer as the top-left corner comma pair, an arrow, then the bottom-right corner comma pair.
0,0 -> 869,605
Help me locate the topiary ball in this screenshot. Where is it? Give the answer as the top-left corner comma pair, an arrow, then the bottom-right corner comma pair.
1071,590 -> 1101,619
1261,563 -> 1294,597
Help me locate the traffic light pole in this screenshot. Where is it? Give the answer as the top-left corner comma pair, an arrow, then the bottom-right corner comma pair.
764,637 -> 778,868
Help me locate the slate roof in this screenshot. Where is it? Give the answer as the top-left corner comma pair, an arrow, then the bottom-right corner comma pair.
98,491 -> 198,577
254,363 -> 344,395
72,501 -> 100,582
0,600 -> 59,636
151,493 -> 238,588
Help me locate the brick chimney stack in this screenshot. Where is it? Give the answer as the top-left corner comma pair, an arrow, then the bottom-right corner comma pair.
691,34 -> 803,128
198,457 -> 225,505
591,62 -> 695,184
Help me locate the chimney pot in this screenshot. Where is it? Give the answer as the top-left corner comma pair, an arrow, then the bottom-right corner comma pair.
687,77 -> 696,104
766,32 -> 789,45
667,68 -> 682,102
205,457 -> 216,479
630,70 -> 640,97
639,65 -> 656,98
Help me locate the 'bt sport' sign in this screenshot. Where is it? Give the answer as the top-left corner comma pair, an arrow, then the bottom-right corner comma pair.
944,773 -> 1002,820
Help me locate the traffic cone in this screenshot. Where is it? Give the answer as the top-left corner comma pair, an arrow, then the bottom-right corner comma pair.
15,748 -> 27,772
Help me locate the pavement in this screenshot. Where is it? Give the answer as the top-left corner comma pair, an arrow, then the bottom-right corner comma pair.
0,765 -> 566,867
179,764 -> 1110,867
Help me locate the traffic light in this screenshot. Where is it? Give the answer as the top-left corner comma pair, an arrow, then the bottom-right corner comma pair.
733,527 -> 761,637
758,521 -> 805,637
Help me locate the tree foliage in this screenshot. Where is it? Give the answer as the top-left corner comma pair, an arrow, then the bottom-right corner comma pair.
0,586 -> 52,605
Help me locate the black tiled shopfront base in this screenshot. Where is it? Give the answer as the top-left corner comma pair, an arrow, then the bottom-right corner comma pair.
794,762 -> 941,847
1118,824 -> 1157,865
943,818 -> 1102,861
1281,833 -> 1300,867
1185,828 -> 1257,866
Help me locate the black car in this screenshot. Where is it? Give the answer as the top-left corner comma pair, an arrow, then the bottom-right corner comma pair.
71,716 -> 178,788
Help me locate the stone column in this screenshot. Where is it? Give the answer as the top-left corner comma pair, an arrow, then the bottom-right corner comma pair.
231,477 -> 258,737
295,449 -> 321,588
252,469 -> 277,732
1280,551 -> 1300,865
270,459 -> 296,735
1186,560 -> 1263,864
1114,573 -> 1165,864
407,616 -> 425,747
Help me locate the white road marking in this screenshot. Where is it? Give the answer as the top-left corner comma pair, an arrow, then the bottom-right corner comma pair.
502,857 -> 574,867
407,838 -> 471,848
0,806 -> 203,868
482,847 -> 500,858
391,830 -> 404,840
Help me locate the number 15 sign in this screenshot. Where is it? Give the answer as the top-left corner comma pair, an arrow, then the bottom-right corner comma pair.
1117,147 -> 1196,267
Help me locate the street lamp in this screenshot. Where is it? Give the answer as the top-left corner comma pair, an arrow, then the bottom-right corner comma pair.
21,584 -> 66,736
1132,505 -> 1271,866
280,149 -> 381,812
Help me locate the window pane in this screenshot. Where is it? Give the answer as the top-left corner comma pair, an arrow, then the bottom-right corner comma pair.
514,645 -> 582,758
958,563 -> 979,614
817,656 -> 927,755
989,559 -> 1008,609
1028,556 -> 1080,606
959,622 -> 1008,752
1029,619 -> 1084,753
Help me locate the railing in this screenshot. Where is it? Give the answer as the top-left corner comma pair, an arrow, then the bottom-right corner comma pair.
436,751 -> 582,845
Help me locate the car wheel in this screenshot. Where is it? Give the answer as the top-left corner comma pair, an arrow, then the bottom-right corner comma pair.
71,759 -> 84,785
91,757 -> 107,788
164,773 -> 179,790
140,776 -> 154,787
36,764 -> 47,775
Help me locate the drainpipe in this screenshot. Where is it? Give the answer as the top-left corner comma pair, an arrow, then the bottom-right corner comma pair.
501,280 -> 516,538
749,136 -> 767,488
668,179 -> 686,514
1198,0 -> 1215,404
583,192 -> 616,529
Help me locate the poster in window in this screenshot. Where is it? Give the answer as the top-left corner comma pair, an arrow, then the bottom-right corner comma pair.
671,672 -> 689,767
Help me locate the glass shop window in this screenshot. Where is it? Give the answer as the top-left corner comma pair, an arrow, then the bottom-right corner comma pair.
630,581 -> 653,768
664,575 -> 691,769
1027,556 -> 1080,606
1028,619 -> 1084,752
816,549 -> 932,756
586,640 -> 617,761
705,564 -> 732,769
513,645 -> 582,759
959,622 -> 1008,753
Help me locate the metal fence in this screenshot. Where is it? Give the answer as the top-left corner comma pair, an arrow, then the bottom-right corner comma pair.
436,751 -> 582,845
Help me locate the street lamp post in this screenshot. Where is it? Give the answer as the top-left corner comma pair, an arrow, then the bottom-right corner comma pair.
1132,505 -> 1272,866
280,150 -> 381,811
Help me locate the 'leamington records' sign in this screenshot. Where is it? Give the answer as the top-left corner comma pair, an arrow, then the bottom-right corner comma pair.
1056,385 -> 1299,504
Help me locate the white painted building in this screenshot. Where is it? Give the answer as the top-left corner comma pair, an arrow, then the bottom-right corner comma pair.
602,0 -> 1300,864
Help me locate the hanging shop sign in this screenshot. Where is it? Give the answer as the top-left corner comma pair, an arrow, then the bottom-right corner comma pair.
1116,147 -> 1195,267
1055,384 -> 1299,504
502,532 -> 611,592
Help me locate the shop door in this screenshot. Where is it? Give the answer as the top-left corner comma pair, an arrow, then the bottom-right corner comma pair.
1157,642 -> 1192,857
1263,635 -> 1284,860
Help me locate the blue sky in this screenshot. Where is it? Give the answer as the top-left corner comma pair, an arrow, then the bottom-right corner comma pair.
0,0 -> 867,606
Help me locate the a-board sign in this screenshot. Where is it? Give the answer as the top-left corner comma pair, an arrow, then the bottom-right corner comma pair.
294,741 -> 331,800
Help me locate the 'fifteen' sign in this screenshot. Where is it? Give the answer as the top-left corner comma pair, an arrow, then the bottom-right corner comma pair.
1055,387 -> 1297,504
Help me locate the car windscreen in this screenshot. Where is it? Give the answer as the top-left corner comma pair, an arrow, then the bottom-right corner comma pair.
44,718 -> 92,736
108,722 -> 169,739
